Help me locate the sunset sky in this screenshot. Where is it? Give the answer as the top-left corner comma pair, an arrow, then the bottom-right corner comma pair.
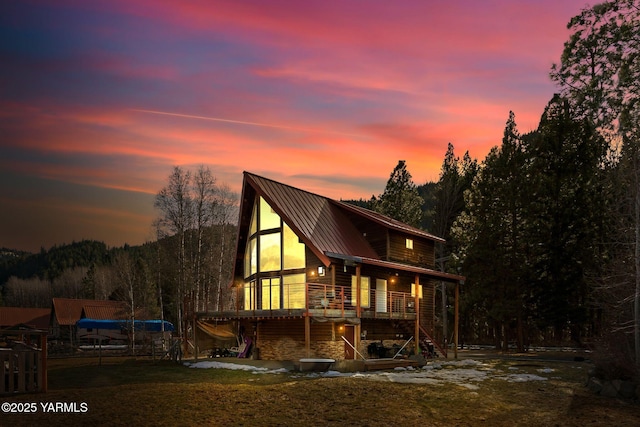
1,0 -> 589,252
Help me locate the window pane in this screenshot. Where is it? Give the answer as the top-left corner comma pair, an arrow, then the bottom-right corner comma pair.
261,277 -> 281,310
283,274 -> 305,309
351,275 -> 370,308
244,237 -> 257,278
411,283 -> 423,299
259,233 -> 281,272
283,222 -> 305,269
243,281 -> 255,310
259,197 -> 280,230
250,199 -> 258,236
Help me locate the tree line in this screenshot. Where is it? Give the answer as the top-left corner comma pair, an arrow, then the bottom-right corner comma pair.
365,0 -> 639,380
0,164 -> 239,337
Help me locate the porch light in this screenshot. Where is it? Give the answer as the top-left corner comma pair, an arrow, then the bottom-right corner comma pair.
318,266 -> 325,276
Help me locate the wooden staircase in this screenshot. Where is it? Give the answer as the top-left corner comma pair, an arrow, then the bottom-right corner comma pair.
418,324 -> 447,359
396,321 -> 447,359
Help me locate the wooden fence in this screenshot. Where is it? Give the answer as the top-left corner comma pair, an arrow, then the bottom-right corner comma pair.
1,348 -> 44,394
0,328 -> 47,395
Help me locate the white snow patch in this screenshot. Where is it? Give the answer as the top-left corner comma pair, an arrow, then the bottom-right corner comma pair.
505,373 -> 548,382
184,359 -> 553,389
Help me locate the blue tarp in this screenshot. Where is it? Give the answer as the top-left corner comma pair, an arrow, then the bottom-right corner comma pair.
76,318 -> 175,332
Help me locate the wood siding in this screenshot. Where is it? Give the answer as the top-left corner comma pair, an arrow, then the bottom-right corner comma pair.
388,231 -> 435,268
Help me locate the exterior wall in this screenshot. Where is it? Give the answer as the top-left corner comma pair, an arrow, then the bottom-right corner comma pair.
388,231 -> 435,268
247,319 -> 345,360
241,317 -> 422,361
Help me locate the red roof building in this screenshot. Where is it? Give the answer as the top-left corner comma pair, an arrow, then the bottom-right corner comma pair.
0,307 -> 50,330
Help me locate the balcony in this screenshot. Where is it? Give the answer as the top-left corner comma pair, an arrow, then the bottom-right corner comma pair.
202,283 -> 417,320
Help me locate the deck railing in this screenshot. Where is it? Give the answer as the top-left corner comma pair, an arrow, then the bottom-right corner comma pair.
305,283 -> 415,318
231,282 -> 416,319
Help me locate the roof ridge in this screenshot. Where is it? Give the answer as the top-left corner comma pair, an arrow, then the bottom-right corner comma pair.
244,171 -> 331,201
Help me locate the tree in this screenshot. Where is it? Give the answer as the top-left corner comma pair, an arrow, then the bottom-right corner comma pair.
154,166 -> 193,337
526,96 -> 609,344
375,160 -> 424,228
452,112 -> 530,351
152,165 -> 239,347
433,143 -> 478,256
111,250 -> 156,355
551,0 -> 640,370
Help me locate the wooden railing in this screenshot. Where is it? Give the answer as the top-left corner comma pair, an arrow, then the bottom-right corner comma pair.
1,348 -> 44,395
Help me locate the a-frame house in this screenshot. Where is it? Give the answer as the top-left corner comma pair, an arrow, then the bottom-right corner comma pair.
198,172 -> 464,361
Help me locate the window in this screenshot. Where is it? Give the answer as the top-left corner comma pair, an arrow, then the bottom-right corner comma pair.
259,232 -> 281,272
351,275 -> 370,308
283,222 -> 305,269
244,280 -> 256,310
244,237 -> 257,278
249,201 -> 258,235
411,283 -> 423,299
283,274 -> 306,308
406,238 -> 414,249
261,277 -> 281,310
259,197 -> 280,230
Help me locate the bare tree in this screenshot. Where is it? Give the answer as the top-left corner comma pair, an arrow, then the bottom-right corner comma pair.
4,276 -> 52,308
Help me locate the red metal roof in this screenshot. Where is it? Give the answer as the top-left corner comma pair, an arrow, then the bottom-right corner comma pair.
238,172 -> 465,284
336,201 -> 446,243
244,172 -> 380,265
52,298 -> 125,326
82,304 -> 128,320
0,307 -> 51,330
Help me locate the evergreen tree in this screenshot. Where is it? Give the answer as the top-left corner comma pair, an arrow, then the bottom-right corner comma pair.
551,0 -> 640,370
375,160 -> 424,228
453,112 -> 530,350
526,96 -> 609,343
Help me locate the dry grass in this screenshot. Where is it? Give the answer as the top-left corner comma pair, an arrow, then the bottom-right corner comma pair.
2,356 -> 639,426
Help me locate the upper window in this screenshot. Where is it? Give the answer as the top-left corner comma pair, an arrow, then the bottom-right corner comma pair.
244,196 -> 306,279
406,238 -> 414,250
259,233 -> 281,272
259,197 -> 280,230
283,223 -> 305,269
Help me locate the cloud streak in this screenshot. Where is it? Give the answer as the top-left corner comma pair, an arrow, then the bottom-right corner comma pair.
130,109 -> 366,138
0,0 -> 589,251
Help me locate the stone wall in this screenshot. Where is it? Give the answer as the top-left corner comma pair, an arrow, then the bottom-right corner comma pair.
258,337 -> 343,361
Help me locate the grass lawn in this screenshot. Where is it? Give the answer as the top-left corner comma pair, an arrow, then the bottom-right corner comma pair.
2,355 -> 639,426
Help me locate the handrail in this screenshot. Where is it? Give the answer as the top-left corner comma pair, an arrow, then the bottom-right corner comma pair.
419,324 -> 447,358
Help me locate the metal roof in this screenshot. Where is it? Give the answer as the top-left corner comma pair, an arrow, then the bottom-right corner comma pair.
52,298 -> 126,326
244,172 -> 380,265
0,307 -> 51,330
336,201 -> 446,243
82,304 -> 139,321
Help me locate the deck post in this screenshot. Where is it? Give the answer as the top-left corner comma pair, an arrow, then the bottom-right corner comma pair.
454,282 -> 459,359
414,274 -> 420,356
355,264 -> 361,318
304,314 -> 311,358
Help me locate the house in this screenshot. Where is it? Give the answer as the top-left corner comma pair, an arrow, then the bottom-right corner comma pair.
50,298 -> 150,345
197,172 -> 464,362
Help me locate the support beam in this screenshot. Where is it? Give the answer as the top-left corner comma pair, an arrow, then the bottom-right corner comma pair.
414,274 -> 420,356
355,264 -> 361,318
454,282 -> 460,359
304,315 -> 311,358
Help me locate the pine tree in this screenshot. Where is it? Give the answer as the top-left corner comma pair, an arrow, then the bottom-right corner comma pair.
375,161 -> 424,228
